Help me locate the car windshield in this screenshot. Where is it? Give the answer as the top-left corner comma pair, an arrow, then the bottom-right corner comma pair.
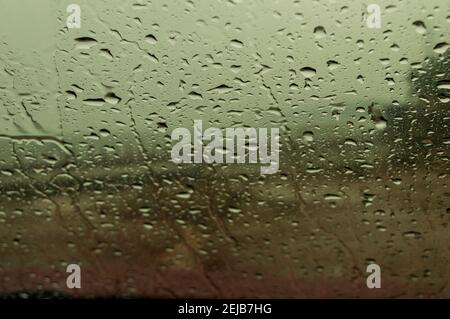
0,0 -> 448,298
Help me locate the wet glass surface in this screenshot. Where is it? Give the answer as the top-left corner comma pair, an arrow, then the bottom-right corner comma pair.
0,0 -> 448,298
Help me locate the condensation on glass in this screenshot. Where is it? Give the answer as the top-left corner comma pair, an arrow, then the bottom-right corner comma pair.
0,0 -> 448,298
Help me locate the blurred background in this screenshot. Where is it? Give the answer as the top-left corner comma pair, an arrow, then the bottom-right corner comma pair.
0,0 -> 448,298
